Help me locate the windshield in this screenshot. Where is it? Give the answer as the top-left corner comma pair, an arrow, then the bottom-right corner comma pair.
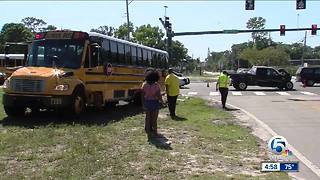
27,39 -> 84,69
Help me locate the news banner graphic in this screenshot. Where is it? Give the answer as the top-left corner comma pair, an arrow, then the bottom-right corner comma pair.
261,136 -> 299,172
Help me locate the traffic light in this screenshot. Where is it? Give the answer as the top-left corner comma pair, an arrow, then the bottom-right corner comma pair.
280,25 -> 285,36
245,0 -> 254,10
164,17 -> 170,28
296,0 -> 306,10
311,24 -> 317,35
167,23 -> 172,35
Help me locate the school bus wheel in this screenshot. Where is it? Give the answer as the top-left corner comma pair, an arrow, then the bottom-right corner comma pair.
133,91 -> 142,106
4,106 -> 26,117
70,87 -> 86,116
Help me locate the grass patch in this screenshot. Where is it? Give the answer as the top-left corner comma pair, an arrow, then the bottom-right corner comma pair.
0,92 -> 288,179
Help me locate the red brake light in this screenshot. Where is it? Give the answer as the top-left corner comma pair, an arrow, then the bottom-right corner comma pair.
35,33 -> 44,39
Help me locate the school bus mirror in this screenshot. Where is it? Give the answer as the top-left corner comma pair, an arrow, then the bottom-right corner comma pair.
90,43 -> 101,48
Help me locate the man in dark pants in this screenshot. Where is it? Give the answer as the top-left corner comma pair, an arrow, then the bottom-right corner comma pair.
165,68 -> 180,117
216,71 -> 230,109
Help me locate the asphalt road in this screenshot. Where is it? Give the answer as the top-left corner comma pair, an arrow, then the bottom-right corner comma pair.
180,81 -> 320,179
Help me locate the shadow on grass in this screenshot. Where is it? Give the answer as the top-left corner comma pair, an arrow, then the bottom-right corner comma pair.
224,107 -> 240,111
148,134 -> 172,150
171,115 -> 187,121
0,103 -> 145,128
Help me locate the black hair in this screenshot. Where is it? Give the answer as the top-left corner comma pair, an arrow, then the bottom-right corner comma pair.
145,69 -> 160,84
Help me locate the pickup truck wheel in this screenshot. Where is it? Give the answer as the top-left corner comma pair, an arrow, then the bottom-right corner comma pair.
238,82 -> 247,90
284,81 -> 294,90
306,80 -> 315,87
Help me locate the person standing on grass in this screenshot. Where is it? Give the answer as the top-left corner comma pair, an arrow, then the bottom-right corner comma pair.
165,68 -> 180,117
141,69 -> 163,138
216,71 -> 230,109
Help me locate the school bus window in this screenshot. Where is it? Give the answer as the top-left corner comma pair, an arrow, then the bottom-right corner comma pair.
151,51 -> 157,67
90,45 -> 99,67
110,40 -> 117,63
142,49 -> 148,67
102,39 -> 111,63
137,47 -> 142,66
117,42 -> 125,64
125,44 -> 131,65
131,46 -> 137,65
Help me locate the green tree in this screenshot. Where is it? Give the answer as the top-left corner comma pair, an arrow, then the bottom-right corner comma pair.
132,24 -> 165,49
41,25 -> 57,31
0,23 -> 33,53
170,40 -> 188,66
90,25 -> 116,36
114,22 -> 134,40
246,17 -> 268,44
240,47 -> 289,66
21,17 -> 47,32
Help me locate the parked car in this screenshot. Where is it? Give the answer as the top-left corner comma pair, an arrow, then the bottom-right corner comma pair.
236,68 -> 250,74
230,66 -> 293,90
296,66 -> 320,86
172,71 -> 190,86
178,76 -> 190,86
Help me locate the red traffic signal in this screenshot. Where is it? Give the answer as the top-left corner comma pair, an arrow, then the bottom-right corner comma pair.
311,24 -> 317,35
280,25 -> 285,36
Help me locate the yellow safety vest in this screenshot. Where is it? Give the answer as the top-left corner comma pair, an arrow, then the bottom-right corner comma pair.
218,74 -> 230,88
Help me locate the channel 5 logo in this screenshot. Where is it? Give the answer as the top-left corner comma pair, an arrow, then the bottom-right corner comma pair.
268,136 -> 288,155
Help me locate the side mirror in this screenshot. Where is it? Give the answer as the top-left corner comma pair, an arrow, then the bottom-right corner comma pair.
90,43 -> 101,49
4,45 -> 9,55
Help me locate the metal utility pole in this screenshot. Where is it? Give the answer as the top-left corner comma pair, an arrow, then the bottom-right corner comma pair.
301,31 -> 307,66
126,0 -> 130,40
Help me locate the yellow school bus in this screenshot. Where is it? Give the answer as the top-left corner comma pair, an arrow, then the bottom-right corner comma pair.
2,31 -> 168,116
0,54 -> 26,78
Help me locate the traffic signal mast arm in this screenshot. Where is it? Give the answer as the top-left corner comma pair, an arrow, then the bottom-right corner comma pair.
173,27 -> 319,37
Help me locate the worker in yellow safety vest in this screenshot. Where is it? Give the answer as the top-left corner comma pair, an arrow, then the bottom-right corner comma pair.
216,71 -> 230,109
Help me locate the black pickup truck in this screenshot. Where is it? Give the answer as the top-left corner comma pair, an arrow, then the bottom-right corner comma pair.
230,66 -> 294,91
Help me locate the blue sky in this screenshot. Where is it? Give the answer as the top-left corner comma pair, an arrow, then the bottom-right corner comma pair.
1,1 -> 320,60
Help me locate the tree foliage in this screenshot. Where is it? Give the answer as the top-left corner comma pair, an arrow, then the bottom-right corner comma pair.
21,17 -> 47,32
114,22 -> 134,40
0,23 -> 33,53
240,47 -> 289,66
132,24 -> 165,49
90,25 -> 116,36
246,17 -> 268,44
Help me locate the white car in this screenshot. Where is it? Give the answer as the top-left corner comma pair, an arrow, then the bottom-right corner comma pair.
178,76 -> 190,86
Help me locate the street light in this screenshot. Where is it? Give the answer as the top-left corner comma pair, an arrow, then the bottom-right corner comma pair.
164,5 -> 168,18
126,0 -> 134,40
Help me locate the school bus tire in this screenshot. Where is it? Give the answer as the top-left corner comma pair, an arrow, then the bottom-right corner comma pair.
4,106 -> 26,117
133,92 -> 142,106
70,87 -> 86,116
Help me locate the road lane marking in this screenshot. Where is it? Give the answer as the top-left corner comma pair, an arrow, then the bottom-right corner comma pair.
210,99 -> 320,178
254,92 -> 266,96
209,92 -> 220,96
300,91 -> 317,96
232,92 -> 242,96
187,92 -> 198,95
276,92 -> 291,96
